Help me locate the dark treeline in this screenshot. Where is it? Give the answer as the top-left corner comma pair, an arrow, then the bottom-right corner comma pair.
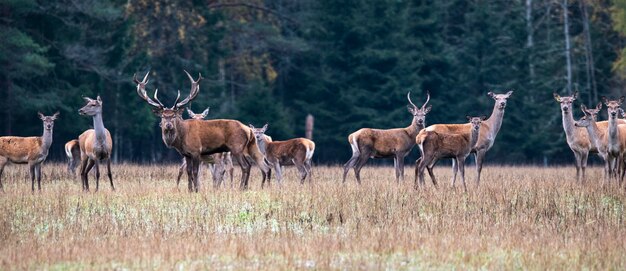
4,0 -> 626,165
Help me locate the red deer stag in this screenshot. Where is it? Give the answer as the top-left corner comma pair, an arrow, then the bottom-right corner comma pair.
425,91 -> 512,185
78,96 -> 114,192
0,112 -> 59,191
249,124 -> 315,186
415,115 -> 485,192
134,71 -> 269,191
64,139 -> 81,175
175,107 -> 235,189
342,92 -> 431,184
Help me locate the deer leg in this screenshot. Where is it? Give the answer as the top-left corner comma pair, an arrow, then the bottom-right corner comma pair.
295,160 -> 307,184
234,154 -> 251,190
0,157 -> 7,191
192,158 -> 201,192
342,153 -> 359,183
450,159 -> 458,185
83,159 -> 95,192
417,157 -> 430,189
106,159 -> 114,191
474,150 -> 486,186
35,163 -> 42,191
79,158 -> 88,191
581,151 -> 588,184
305,159 -> 313,183
176,159 -> 186,190
29,163 -> 36,192
395,154 -> 406,182
274,162 -> 283,185
185,157 -> 194,192
427,159 -> 438,187
354,152 -> 370,185
573,151 -> 582,183
94,161 -> 101,192
457,157 -> 467,193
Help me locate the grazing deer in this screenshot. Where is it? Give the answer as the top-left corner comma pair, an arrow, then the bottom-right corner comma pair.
134,71 -> 269,191
249,124 -> 315,186
554,92 -> 625,183
342,92 -> 431,184
415,115 -> 484,192
78,96 -> 114,192
424,91 -> 512,185
0,112 -> 59,191
603,96 -> 625,182
174,107 -> 235,189
64,139 -> 81,175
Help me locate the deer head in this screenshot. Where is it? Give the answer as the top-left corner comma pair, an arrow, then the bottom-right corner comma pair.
407,91 -> 432,127
466,115 -> 487,132
78,96 -> 103,116
249,124 -> 268,143
553,91 -> 578,114
488,90 -> 514,110
575,103 -> 602,127
38,112 -> 60,131
134,71 -> 203,146
601,96 -> 625,120
186,107 -> 210,120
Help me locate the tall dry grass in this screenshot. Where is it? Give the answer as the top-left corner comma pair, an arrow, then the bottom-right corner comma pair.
0,163 -> 624,269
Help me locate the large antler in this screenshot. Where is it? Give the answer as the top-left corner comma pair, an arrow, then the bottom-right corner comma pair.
133,72 -> 164,109
407,92 -> 417,109
407,91 -> 430,110
421,91 -> 430,110
175,70 -> 203,109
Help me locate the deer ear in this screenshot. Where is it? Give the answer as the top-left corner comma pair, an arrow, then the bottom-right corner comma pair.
407,105 -> 415,114
83,96 -> 92,103
596,102 -> 603,111
620,96 -> 625,104
38,112 -> 45,120
505,90 -> 513,97
487,92 -> 495,98
186,108 -> 194,117
553,93 -> 561,102
151,108 -> 163,116
581,104 -> 588,114
466,115 -> 471,121
572,91 -> 579,100
602,96 -> 608,105
96,95 -> 102,103
201,107 -> 210,118
423,105 -> 432,114
249,124 -> 255,129
52,111 -> 60,120
262,123 -> 268,132
481,115 -> 488,120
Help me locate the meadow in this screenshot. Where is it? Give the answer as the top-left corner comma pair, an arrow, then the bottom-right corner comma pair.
0,163 -> 625,270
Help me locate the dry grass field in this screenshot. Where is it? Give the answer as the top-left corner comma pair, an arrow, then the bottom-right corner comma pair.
0,163 -> 625,270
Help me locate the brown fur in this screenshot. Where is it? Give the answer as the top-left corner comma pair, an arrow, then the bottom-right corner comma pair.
65,139 -> 81,175
0,112 -> 58,191
264,138 -> 315,185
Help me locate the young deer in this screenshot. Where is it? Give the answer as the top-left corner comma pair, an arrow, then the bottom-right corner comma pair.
573,103 -> 615,182
134,71 -> 269,191
175,107 -> 235,189
64,139 -> 81,175
250,124 -> 315,186
78,96 -> 114,192
603,96 -> 625,182
0,112 -> 59,191
425,91 -> 512,185
343,92 -> 431,184
415,116 -> 485,192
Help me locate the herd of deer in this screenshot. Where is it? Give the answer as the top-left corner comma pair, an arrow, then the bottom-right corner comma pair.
25,69 -> 626,193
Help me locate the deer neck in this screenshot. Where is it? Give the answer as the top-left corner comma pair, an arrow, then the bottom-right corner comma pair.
608,116 -> 620,153
560,109 -> 578,140
469,127 -> 480,149
164,118 -> 185,148
257,136 -> 269,155
92,112 -> 107,146
484,102 -> 505,137
406,116 -> 424,137
584,120 -> 603,150
41,125 -> 53,150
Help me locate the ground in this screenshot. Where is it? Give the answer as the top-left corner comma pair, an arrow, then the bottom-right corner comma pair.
0,163 -> 625,270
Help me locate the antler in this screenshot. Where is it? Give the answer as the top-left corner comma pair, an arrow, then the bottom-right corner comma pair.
175,70 -> 203,109
134,72 -> 164,109
407,92 -> 417,109
421,91 -> 430,110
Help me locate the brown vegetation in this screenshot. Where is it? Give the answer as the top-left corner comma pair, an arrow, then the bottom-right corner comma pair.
0,164 -> 624,269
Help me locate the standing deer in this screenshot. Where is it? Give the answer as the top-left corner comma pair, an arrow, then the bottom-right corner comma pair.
175,107 -> 235,189
64,139 -> 81,175
134,71 -> 269,191
0,112 -> 59,191
603,96 -> 625,182
342,92 -> 431,184
554,92 -> 625,183
425,91 -> 513,185
415,115 -> 485,192
573,103 -> 614,181
249,124 -> 315,186
78,96 -> 114,192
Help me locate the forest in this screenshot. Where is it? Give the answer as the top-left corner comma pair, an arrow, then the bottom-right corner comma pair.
4,0 -> 626,164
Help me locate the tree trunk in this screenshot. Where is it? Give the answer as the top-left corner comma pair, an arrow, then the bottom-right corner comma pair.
580,1 -> 597,103
563,0 -> 573,95
526,0 -> 535,84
